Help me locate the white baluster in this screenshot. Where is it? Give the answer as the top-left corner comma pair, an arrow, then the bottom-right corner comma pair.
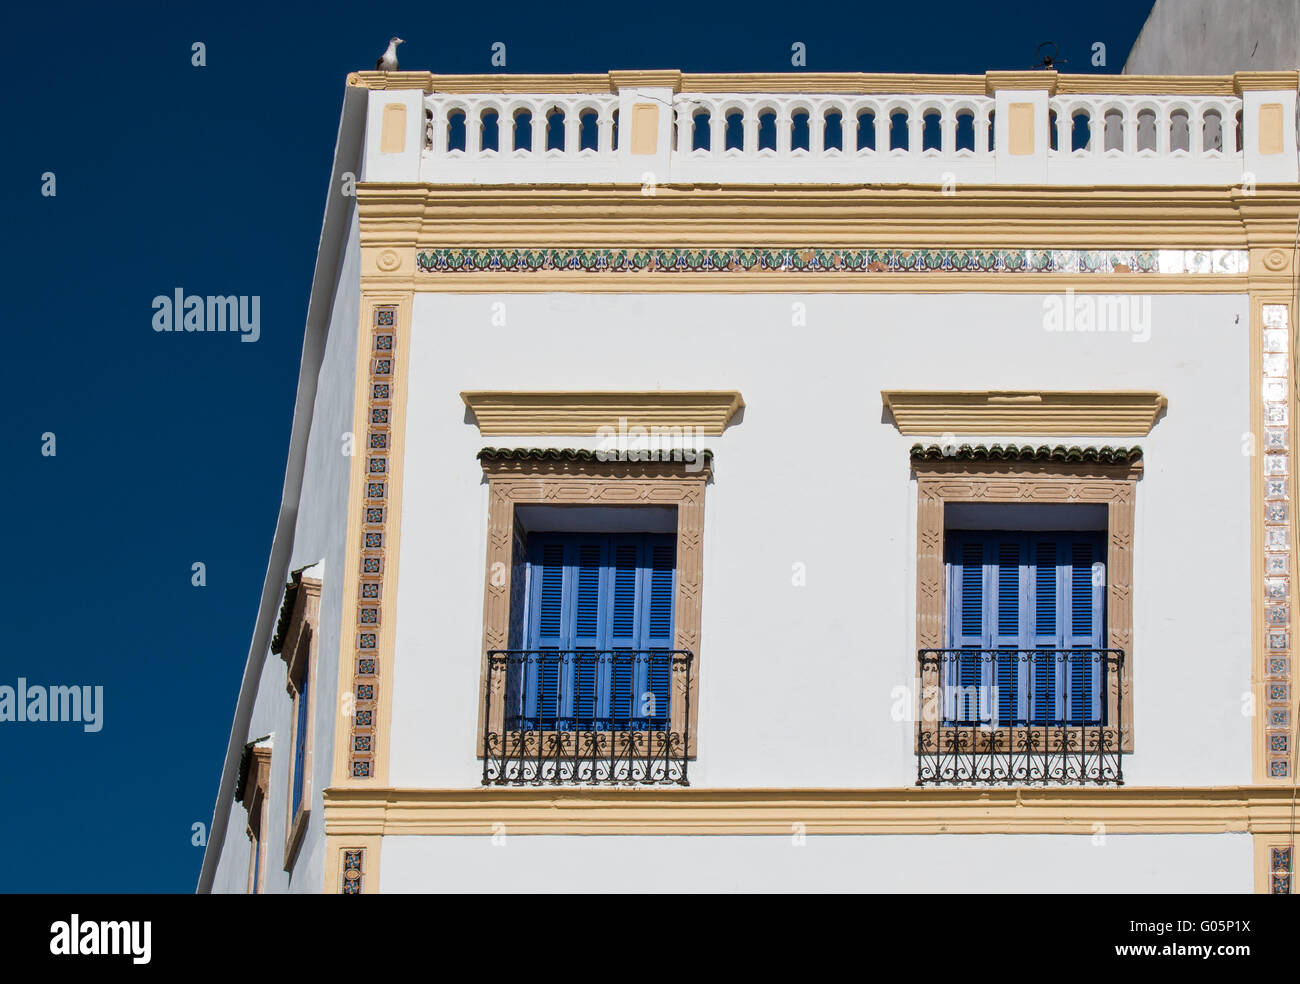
809,110 -> 825,156
776,110 -> 792,156
676,101 -> 690,156
598,114 -> 613,157
564,104 -> 580,157
508,105 -> 524,155
428,105 -> 447,156
465,105 -> 481,156
710,104 -> 724,159
743,107 -> 758,156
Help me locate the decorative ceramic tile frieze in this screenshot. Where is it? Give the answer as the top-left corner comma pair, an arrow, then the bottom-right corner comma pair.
415,247 -> 1248,275
1261,303 -> 1293,782
347,306 -> 397,779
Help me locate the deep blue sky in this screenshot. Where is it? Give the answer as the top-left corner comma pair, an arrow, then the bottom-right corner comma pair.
0,0 -> 1156,892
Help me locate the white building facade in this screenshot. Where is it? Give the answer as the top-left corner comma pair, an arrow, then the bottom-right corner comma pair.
200,64 -> 1300,894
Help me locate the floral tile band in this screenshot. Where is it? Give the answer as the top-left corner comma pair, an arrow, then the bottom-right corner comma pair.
416,248 -> 1248,275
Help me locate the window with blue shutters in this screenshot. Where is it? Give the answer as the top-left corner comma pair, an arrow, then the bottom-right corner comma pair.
945,530 -> 1107,727
271,566 -> 321,866
292,662 -> 309,819
509,532 -> 676,732
241,746 -> 271,893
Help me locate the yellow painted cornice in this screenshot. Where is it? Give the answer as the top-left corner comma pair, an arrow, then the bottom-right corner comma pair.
1059,74 -> 1238,96
357,184 -> 1273,250
349,71 -> 614,92
985,70 -> 1057,95
1234,188 -> 1300,243
680,73 -> 988,94
346,70 -> 1267,98
323,785 -> 1300,835
607,69 -> 683,91
882,390 -> 1167,437
1234,70 -> 1300,94
462,390 -> 744,436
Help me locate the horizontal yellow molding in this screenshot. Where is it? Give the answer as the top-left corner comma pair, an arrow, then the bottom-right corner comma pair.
323,786 -> 1300,836
461,390 -> 745,436
1233,71 -> 1300,93
346,70 -> 1294,97
355,186 -> 1299,294
883,390 -> 1168,436
377,271 -> 1249,295
358,185 -> 1300,252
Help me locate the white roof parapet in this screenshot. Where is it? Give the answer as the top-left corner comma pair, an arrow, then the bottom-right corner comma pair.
350,71 -> 1300,186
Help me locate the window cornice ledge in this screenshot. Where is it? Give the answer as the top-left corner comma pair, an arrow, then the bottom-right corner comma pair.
462,390 -> 744,437
883,390 -> 1166,437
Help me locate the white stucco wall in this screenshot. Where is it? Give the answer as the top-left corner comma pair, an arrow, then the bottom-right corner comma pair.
380,831 -> 1253,892
388,290 -> 1253,791
208,213 -> 361,893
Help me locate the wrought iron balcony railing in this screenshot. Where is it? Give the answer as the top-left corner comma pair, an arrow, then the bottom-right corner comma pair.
482,649 -> 693,786
916,649 -> 1126,786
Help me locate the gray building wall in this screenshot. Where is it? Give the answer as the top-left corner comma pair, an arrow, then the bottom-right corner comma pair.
1124,0 -> 1299,74
208,213 -> 360,893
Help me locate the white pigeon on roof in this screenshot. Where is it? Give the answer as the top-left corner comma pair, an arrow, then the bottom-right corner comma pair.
376,37 -> 404,71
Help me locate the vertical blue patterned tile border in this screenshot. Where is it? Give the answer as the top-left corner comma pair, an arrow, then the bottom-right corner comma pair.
347,306 -> 397,780
341,849 -> 364,894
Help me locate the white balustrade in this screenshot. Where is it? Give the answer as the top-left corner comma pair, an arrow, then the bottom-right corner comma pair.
668,93 -> 995,183
421,94 -> 621,182
415,88 -> 1270,186
1046,94 -> 1243,184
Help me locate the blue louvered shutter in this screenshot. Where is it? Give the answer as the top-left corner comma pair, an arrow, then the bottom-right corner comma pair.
525,539 -> 567,729
951,525 -> 1102,727
947,536 -> 988,724
642,537 -> 676,731
507,525 -> 527,650
252,835 -> 261,893
606,539 -> 640,727
992,537 -> 1024,727
504,525 -> 528,726
521,531 -> 677,732
947,530 -> 1106,727
292,667 -> 309,818
570,540 -> 604,730
1029,537 -> 1062,724
1065,536 -> 1107,724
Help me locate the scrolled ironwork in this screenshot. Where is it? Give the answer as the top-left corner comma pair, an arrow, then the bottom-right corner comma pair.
916,648 -> 1125,786
482,650 -> 693,786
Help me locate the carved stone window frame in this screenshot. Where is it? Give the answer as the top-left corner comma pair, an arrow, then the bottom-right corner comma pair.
914,454 -> 1141,753
239,745 -> 272,894
477,452 -> 709,757
275,572 -> 321,870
